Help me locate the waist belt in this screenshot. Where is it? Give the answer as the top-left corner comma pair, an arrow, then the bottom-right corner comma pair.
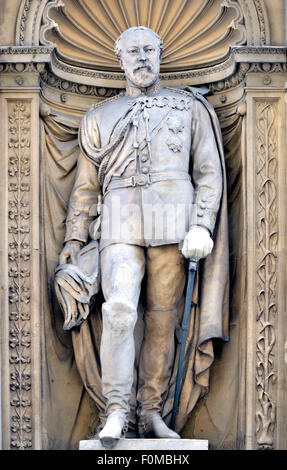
107,171 -> 191,191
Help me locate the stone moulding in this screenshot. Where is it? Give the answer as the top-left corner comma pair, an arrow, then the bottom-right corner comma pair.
253,0 -> 269,45
49,49 -> 238,87
1,47 -> 286,109
233,46 -> 287,62
0,47 -> 54,64
1,40 -> 285,89
1,46 -> 285,90
16,0 -> 34,46
16,0 -> 50,46
40,68 -> 121,98
42,46 -> 287,89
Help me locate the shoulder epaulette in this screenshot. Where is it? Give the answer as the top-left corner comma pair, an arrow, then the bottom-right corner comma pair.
165,86 -> 195,98
88,91 -> 125,113
165,86 -> 211,101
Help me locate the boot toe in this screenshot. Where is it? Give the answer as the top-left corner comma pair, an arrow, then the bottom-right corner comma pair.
99,410 -> 127,448
139,412 -> 180,439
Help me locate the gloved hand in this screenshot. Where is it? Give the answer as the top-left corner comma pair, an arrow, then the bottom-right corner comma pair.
181,226 -> 214,260
59,240 -> 83,265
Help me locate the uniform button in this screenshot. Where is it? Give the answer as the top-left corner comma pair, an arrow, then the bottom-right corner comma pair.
72,227 -> 77,232
200,203 -> 206,209
142,167 -> 149,174
72,218 -> 77,224
197,210 -> 204,217
141,155 -> 148,163
74,211 -> 80,216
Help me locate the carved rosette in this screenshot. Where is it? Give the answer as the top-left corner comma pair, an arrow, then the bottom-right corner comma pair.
255,101 -> 278,449
8,101 -> 32,450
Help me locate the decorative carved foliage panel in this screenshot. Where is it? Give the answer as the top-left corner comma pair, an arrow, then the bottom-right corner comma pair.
7,100 -> 33,450
255,99 -> 279,450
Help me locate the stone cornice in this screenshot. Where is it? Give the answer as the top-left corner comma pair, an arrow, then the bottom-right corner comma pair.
233,46 -> 287,63
50,50 -> 238,88
0,46 -> 286,93
0,46 -> 54,63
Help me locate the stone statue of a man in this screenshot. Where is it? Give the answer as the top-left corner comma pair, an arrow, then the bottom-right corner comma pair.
58,26 -> 226,448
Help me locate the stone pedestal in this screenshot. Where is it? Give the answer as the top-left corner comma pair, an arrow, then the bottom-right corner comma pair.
79,438 -> 208,451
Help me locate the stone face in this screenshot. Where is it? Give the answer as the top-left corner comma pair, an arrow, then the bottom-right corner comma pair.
79,438 -> 208,451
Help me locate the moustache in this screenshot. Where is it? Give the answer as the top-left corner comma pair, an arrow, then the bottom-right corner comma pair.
134,65 -> 152,72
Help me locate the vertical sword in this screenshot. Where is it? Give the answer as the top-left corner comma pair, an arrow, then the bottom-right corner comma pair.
170,258 -> 198,431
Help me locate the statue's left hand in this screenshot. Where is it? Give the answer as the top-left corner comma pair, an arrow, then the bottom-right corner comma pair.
181,226 -> 214,260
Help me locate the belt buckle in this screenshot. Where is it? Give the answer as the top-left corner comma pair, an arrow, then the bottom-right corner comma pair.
132,174 -> 151,187
136,174 -> 147,186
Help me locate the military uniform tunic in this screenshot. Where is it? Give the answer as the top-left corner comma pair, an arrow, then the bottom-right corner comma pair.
62,84 -> 227,425
65,87 -> 222,251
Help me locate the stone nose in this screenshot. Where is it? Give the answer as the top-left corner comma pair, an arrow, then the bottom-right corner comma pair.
139,49 -> 147,62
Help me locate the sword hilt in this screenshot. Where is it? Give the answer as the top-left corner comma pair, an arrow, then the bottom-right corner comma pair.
189,258 -> 198,272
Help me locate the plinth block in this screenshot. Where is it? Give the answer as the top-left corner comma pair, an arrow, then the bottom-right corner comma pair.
79,438 -> 208,450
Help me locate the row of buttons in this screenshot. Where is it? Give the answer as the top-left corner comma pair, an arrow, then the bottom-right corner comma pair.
71,209 -> 85,232
197,197 -> 209,217
139,152 -> 149,175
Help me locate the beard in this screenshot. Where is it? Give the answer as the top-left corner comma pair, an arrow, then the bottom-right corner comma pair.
126,65 -> 159,89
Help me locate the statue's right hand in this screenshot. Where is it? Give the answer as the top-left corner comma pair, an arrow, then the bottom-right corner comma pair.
59,241 -> 82,265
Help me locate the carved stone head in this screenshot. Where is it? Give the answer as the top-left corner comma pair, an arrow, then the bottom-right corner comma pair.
115,26 -> 163,89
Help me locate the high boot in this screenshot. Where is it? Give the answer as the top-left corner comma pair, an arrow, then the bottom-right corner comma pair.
99,300 -> 137,447
137,308 -> 179,438
99,410 -> 128,448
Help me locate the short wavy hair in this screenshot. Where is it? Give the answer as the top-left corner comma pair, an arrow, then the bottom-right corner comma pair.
115,26 -> 163,59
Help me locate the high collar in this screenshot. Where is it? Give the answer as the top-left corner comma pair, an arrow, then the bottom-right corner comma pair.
125,79 -> 161,97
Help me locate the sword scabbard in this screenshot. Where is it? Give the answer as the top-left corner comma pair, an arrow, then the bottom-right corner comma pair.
170,258 -> 198,430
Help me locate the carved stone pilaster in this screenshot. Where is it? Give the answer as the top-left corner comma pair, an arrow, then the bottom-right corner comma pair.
244,69 -> 287,450
7,101 -> 33,449
0,68 -> 41,450
255,101 -> 278,449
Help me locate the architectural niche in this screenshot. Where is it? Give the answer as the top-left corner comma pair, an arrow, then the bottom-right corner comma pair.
0,0 -> 286,451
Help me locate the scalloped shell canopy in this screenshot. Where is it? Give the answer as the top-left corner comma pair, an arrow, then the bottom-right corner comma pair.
43,0 -> 246,71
